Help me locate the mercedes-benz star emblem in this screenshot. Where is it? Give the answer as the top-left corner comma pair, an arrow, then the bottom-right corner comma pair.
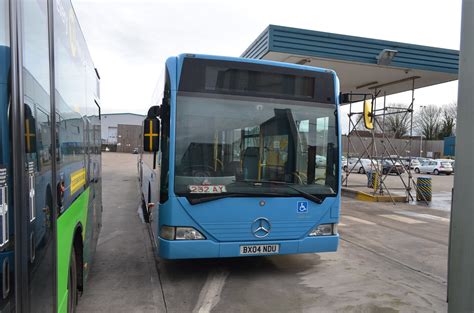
251,217 -> 271,238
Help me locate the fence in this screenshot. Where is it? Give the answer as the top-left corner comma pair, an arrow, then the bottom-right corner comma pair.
342,135 -> 444,158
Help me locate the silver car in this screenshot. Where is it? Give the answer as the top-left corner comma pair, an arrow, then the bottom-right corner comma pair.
415,160 -> 453,175
343,158 -> 378,174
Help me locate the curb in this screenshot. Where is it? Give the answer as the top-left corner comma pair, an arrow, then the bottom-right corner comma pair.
342,187 -> 407,202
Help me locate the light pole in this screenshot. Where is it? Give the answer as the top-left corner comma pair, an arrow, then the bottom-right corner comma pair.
419,135 -> 423,157
419,105 -> 426,157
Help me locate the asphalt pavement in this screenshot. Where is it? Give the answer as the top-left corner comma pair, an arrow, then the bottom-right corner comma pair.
78,153 -> 449,313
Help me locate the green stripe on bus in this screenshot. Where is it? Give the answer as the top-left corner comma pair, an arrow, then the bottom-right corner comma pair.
57,188 -> 90,313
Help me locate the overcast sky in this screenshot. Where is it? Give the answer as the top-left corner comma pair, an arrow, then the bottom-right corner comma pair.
73,0 -> 462,116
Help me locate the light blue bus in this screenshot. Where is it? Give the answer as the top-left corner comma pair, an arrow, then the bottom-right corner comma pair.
139,54 -> 341,259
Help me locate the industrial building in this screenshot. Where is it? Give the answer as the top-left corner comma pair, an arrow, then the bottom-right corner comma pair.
101,113 -> 144,142
101,113 -> 145,152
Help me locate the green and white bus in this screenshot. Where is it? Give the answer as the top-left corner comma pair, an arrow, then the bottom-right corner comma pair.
1,0 -> 102,312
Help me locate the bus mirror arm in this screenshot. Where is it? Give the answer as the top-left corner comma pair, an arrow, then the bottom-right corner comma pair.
147,105 -> 161,118
339,92 -> 374,104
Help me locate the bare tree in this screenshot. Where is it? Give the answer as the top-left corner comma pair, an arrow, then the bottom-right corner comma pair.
350,113 -> 367,131
415,105 -> 442,140
439,102 -> 457,138
383,104 -> 411,138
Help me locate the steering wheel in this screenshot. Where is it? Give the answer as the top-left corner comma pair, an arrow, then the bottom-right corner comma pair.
291,172 -> 305,184
292,172 -> 326,184
315,177 -> 326,184
181,165 -> 216,177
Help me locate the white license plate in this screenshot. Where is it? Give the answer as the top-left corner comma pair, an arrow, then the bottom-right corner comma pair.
239,244 -> 280,255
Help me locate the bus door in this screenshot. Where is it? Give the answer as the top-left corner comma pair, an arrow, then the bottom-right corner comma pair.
19,0 -> 56,312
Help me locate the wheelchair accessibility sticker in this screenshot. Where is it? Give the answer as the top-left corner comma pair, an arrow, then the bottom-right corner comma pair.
297,201 -> 308,213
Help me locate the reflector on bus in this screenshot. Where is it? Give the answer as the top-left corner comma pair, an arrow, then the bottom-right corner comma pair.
24,105 -> 37,154
143,117 -> 160,152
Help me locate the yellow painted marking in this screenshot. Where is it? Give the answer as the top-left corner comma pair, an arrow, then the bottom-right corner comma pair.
25,119 -> 36,152
342,216 -> 376,225
144,120 -> 158,150
355,193 -> 377,202
70,168 -> 86,195
380,214 -> 426,224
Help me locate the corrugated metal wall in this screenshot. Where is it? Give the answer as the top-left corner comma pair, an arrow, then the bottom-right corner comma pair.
116,124 -> 142,153
342,135 -> 445,158
443,136 -> 456,156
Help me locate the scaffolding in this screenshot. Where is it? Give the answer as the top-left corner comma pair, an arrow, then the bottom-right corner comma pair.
342,77 -> 429,204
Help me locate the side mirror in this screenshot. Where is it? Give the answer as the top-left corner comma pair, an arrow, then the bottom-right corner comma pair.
143,117 -> 160,152
363,100 -> 374,130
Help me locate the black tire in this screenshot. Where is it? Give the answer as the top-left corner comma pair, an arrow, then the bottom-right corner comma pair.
141,198 -> 150,223
415,168 -> 420,174
68,248 -> 78,313
343,165 -> 347,172
358,167 -> 365,174
434,169 -> 439,175
447,172 -> 452,175
382,169 -> 388,175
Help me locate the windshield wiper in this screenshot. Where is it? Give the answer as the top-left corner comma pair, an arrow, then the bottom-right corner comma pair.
184,191 -> 284,205
237,179 -> 324,204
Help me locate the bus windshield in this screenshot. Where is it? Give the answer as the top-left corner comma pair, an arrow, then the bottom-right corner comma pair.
174,93 -> 338,201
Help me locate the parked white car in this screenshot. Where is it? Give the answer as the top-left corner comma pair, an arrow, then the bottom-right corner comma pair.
410,159 -> 421,169
400,158 -> 421,170
343,158 -> 378,174
414,160 -> 453,175
316,155 -> 326,167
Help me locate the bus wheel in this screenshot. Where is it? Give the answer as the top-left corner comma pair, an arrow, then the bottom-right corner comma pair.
68,248 -> 78,313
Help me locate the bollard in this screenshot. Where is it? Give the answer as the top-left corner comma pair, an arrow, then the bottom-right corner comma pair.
416,176 -> 432,201
367,171 -> 380,191
367,171 -> 372,188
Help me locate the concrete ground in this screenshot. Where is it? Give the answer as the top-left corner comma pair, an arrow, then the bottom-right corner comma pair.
342,171 -> 453,211
78,153 -> 449,313
77,153 -> 166,313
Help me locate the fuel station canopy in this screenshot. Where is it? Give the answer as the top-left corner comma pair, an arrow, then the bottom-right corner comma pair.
242,25 -> 459,97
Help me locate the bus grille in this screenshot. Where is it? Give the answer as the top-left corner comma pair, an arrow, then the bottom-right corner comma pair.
200,220 -> 315,242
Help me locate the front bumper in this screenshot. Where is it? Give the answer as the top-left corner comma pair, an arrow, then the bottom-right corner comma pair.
158,235 -> 339,259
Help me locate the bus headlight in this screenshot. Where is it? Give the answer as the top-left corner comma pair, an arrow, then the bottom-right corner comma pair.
160,226 -> 205,240
175,227 -> 205,240
309,224 -> 337,236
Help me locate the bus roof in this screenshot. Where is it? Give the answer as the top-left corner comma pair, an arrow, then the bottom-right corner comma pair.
177,53 -> 336,75
242,25 -> 459,96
